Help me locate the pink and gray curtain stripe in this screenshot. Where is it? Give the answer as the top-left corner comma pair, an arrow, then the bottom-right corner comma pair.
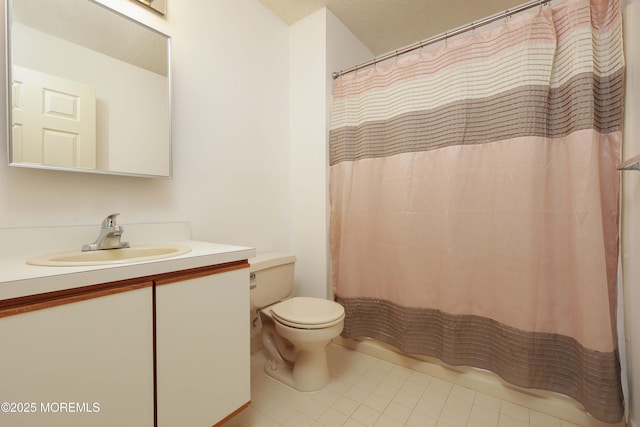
329,0 -> 624,422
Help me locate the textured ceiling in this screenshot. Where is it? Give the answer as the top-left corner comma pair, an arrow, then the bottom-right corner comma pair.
13,0 -> 168,76
260,0 -> 533,56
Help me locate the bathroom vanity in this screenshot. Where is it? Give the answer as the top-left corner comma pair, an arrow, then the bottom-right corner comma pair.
0,233 -> 254,427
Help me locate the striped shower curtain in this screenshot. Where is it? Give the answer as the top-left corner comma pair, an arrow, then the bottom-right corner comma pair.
329,0 -> 624,422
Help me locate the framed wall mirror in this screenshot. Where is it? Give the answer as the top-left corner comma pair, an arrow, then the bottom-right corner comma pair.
5,0 -> 172,178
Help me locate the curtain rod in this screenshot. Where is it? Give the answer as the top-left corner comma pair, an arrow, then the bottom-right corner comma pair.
332,0 -> 550,80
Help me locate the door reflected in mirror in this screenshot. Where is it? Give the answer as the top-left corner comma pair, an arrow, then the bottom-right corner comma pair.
6,0 -> 172,178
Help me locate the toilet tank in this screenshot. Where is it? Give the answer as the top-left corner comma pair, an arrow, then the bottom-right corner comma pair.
249,253 -> 296,310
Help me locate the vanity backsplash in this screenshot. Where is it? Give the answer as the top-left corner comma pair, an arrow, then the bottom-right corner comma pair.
0,222 -> 192,259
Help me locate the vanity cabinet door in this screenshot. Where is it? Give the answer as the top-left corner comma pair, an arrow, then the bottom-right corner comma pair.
155,266 -> 250,427
0,284 -> 154,427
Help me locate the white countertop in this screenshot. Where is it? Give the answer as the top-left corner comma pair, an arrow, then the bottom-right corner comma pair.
0,240 -> 255,300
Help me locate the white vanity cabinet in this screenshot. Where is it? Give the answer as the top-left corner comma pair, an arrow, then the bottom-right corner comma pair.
155,264 -> 250,426
0,282 -> 155,427
0,250 -> 252,427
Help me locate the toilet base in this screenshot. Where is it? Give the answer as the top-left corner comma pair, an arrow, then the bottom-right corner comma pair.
264,348 -> 330,392
264,359 -> 295,389
259,305 -> 343,392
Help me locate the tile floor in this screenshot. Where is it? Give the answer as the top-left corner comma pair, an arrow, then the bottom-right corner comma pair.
221,343 -> 583,427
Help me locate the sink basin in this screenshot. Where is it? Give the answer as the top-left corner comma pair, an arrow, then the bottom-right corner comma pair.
27,244 -> 192,266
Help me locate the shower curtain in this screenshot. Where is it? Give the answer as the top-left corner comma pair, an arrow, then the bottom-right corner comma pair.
329,0 -> 624,422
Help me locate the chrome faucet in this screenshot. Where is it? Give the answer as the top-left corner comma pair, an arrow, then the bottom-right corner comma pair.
82,213 -> 130,251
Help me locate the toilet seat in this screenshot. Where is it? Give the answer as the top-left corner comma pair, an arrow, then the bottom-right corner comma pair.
270,297 -> 345,329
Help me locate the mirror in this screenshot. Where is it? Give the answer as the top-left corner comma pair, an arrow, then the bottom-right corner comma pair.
5,0 -> 172,177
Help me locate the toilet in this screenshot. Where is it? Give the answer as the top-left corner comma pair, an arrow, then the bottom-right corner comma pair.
249,253 -> 345,392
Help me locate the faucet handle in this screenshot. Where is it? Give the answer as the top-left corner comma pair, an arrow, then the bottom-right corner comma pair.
102,213 -> 121,228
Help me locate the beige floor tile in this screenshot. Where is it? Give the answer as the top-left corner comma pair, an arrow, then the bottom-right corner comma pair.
312,387 -> 341,406
327,378 -> 354,395
428,377 -> 455,395
414,391 -> 448,418
344,383 -> 371,403
383,401 -> 413,423
498,413 -> 530,427
380,373 -> 407,389
250,418 -> 281,427
389,364 -> 414,380
501,401 -> 530,422
281,411 -> 315,427
444,394 -> 473,415
373,413 -> 405,427
468,418 -> 498,427
357,372 -> 385,389
438,406 -> 470,426
406,409 -> 438,427
333,395 -> 360,417
469,403 -> 500,426
316,407 -> 349,427
474,393 -> 502,412
393,388 -> 422,409
362,392 -> 391,412
450,384 -> 476,401
530,409 -> 562,427
351,404 -> 382,425
373,383 -> 401,400
400,379 -> 427,396
264,400 -> 298,424
407,370 -> 433,386
229,345 -> 604,427
298,398 -> 330,420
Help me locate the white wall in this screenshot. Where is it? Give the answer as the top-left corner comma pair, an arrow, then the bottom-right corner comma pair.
288,8 -> 371,298
622,0 -> 640,425
0,0 -> 291,254
289,10 -> 327,298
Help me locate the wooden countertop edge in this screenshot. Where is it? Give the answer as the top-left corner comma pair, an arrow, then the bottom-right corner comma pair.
0,259 -> 249,318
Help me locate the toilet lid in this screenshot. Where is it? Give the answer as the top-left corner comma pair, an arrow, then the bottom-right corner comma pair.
270,297 -> 345,329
